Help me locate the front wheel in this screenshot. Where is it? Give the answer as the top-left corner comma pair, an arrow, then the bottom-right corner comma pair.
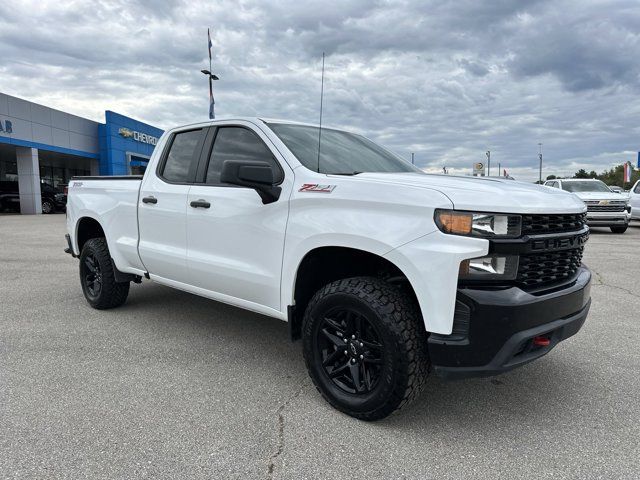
302,277 -> 429,421
610,225 -> 628,234
79,238 -> 130,309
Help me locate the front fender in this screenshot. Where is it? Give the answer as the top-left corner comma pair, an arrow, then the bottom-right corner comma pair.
383,231 -> 489,335
280,233 -> 395,310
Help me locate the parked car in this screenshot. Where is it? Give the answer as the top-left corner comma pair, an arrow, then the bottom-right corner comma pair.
629,180 -> 640,221
544,178 -> 630,233
0,181 -> 66,214
65,118 -> 592,420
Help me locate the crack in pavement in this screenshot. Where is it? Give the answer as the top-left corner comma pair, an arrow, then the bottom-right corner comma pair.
589,267 -> 640,299
266,382 -> 306,480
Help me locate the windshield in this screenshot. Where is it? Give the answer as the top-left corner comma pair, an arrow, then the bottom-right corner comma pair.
268,123 -> 420,174
562,180 -> 612,193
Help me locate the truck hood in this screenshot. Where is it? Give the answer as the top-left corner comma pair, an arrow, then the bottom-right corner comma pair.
569,191 -> 627,202
343,172 -> 587,214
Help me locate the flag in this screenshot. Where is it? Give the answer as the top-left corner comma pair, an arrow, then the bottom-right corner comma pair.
208,28 -> 212,60
209,76 -> 215,119
503,168 -> 507,177
624,162 -> 632,183
637,152 -> 640,169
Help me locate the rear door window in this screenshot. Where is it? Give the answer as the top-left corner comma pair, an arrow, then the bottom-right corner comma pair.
160,129 -> 205,183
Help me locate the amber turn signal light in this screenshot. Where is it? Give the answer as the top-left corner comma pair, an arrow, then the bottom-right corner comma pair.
436,211 -> 473,235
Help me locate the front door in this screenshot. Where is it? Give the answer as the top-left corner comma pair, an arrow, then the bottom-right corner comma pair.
186,124 -> 292,312
138,127 -> 207,284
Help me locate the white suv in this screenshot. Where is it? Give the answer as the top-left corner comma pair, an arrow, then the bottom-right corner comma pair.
544,178 -> 630,233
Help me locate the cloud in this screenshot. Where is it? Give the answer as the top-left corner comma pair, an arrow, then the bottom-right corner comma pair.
0,0 -> 639,182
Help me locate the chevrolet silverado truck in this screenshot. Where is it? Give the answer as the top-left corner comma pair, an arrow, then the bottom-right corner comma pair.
544,178 -> 630,233
65,118 -> 591,420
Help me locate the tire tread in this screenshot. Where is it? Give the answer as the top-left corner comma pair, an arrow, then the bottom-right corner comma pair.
302,276 -> 429,420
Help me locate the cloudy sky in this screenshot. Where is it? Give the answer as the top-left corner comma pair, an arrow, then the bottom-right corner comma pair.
1,0 -> 639,181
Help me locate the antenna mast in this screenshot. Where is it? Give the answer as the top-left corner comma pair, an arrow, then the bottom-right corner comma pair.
317,52 -> 325,173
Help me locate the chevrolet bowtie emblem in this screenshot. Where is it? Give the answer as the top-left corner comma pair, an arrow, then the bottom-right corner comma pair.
118,127 -> 133,138
599,200 -> 610,205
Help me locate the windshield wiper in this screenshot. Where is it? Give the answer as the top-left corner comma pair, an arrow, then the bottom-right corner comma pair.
328,171 -> 363,176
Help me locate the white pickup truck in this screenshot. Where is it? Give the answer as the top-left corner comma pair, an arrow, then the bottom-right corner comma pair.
543,178 -> 631,233
65,118 -> 592,420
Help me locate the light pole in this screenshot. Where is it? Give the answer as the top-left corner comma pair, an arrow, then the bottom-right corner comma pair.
538,143 -> 543,184
411,152 -> 415,165
486,151 -> 491,176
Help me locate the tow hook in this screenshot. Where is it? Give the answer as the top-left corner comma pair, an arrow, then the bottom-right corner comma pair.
533,335 -> 551,347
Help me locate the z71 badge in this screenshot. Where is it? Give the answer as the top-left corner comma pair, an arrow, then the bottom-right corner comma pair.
298,183 -> 336,193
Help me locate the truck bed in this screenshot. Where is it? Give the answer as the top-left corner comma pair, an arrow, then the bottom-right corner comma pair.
67,176 -> 145,275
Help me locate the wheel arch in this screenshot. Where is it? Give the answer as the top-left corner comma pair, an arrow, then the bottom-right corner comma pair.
75,216 -> 106,253
287,245 -> 421,341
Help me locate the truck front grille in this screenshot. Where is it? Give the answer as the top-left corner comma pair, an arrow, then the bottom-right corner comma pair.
516,246 -> 584,289
521,213 -> 586,235
586,204 -> 626,212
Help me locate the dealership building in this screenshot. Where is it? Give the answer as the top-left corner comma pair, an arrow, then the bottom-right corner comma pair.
0,92 -> 163,214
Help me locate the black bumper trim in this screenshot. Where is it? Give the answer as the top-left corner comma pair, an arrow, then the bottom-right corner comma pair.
429,266 -> 591,380
433,301 -> 589,379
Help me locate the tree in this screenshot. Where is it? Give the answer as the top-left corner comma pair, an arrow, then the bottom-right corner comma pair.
572,163 -> 640,189
546,175 -> 557,180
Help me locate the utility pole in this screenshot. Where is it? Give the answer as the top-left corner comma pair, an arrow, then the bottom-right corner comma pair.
411,152 -> 415,165
486,151 -> 491,176
538,143 -> 543,184
498,162 -> 501,177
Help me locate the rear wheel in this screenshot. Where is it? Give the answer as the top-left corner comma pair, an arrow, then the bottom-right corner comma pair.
610,225 -> 628,233
41,200 -> 54,214
302,276 -> 429,421
79,238 -> 130,309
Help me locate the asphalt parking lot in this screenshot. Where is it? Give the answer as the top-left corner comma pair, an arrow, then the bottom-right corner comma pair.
1,214 -> 639,479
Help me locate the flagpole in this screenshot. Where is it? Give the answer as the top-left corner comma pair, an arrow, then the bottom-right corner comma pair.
316,52 -> 325,173
201,28 -> 219,119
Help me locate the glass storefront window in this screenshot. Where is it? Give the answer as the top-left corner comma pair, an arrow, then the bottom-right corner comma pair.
1,159 -> 18,182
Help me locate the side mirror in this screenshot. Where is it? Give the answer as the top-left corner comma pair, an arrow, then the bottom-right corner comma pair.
220,160 -> 281,204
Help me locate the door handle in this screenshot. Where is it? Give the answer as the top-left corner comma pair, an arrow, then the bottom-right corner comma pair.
190,199 -> 211,209
142,196 -> 157,204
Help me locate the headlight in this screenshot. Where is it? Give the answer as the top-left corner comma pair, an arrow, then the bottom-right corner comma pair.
459,255 -> 519,280
434,210 -> 521,238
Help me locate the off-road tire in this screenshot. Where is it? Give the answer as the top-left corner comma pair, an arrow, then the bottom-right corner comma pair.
79,237 -> 130,309
302,276 -> 429,421
610,225 -> 628,234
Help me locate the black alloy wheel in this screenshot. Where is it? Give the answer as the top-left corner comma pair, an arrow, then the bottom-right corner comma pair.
317,308 -> 384,394
81,253 -> 103,300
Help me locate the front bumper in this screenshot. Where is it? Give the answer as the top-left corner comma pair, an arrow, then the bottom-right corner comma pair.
586,211 -> 629,227
429,266 -> 591,379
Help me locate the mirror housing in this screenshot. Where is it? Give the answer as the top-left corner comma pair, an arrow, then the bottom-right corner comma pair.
220,160 -> 281,204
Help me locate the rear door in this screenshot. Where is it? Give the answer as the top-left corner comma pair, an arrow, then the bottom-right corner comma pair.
138,127 -> 207,283
186,123 -> 293,312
